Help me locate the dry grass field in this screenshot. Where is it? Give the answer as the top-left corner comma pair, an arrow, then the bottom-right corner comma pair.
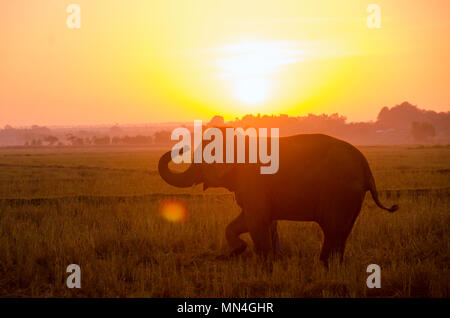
0,145 -> 448,297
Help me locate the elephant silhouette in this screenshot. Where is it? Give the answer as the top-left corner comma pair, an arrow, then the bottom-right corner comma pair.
159,132 -> 398,265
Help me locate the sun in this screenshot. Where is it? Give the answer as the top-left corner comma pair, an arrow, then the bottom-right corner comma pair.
216,41 -> 305,106
233,77 -> 270,105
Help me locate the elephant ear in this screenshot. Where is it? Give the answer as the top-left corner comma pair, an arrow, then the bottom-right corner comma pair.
219,163 -> 239,191
216,162 -> 234,179
204,163 -> 237,191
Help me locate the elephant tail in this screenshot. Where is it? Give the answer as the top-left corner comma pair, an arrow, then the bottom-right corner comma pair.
364,160 -> 399,213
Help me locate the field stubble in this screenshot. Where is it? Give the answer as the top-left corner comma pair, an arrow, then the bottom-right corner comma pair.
0,145 -> 448,297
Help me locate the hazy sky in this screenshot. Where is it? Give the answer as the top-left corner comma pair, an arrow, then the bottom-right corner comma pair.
1,0 -> 449,126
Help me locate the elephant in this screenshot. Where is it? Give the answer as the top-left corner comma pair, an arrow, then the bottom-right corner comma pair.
158,133 -> 398,265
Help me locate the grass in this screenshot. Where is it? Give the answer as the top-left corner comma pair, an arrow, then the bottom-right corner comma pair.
0,146 -> 448,297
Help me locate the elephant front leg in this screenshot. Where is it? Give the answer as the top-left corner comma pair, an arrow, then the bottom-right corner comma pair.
224,212 -> 248,257
247,221 -> 280,257
244,203 -> 280,257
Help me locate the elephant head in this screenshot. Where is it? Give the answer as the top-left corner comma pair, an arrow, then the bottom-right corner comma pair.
158,146 -> 237,191
158,125 -> 275,191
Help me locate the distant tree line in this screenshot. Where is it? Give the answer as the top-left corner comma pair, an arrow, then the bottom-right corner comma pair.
208,101 -> 449,144
1,101 -> 449,147
22,132 -> 175,147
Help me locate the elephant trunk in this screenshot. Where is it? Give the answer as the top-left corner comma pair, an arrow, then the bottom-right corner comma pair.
158,150 -> 200,188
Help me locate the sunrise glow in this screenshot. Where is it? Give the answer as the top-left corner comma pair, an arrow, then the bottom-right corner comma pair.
216,41 -> 306,105
0,1 -> 449,125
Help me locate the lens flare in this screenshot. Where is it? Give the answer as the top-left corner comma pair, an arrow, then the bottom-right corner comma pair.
158,200 -> 188,223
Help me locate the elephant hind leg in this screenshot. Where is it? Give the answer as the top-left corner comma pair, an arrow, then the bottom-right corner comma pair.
225,212 -> 248,256
318,189 -> 364,267
319,227 -> 351,267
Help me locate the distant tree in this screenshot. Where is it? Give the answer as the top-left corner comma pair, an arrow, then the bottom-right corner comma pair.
112,136 -> 121,145
92,136 -> 110,145
30,125 -> 51,134
74,138 -> 84,146
153,130 -> 171,144
44,135 -> 58,146
376,101 -> 450,132
128,135 -> 152,145
411,121 -> 436,142
31,139 -> 42,147
66,134 -> 84,146
109,125 -> 122,136
84,137 -> 92,145
66,133 -> 75,144
209,115 -> 225,127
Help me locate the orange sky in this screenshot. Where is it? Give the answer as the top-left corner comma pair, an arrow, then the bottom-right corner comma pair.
0,0 -> 449,126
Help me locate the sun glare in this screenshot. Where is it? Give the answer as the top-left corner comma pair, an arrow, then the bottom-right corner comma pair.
216,41 -> 306,106
233,77 -> 269,105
